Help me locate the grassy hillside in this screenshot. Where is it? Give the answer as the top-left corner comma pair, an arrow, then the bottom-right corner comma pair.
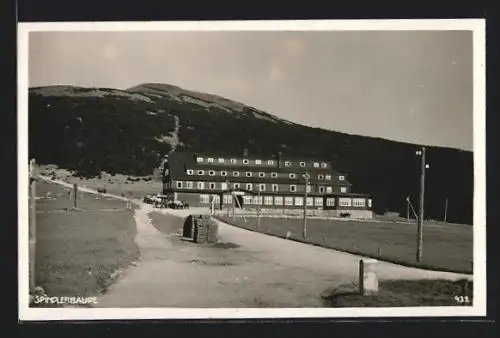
28,83 -> 473,224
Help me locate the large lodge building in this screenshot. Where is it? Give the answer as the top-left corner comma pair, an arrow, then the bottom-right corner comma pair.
163,151 -> 373,218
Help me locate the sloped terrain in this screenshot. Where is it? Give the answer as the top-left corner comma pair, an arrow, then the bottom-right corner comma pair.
28,84 -> 473,224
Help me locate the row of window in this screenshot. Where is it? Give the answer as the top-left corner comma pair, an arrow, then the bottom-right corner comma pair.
175,181 -> 348,193
199,195 -> 371,208
186,169 -> 344,181
196,157 -> 329,168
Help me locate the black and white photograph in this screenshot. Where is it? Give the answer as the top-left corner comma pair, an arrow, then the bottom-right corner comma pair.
18,19 -> 486,320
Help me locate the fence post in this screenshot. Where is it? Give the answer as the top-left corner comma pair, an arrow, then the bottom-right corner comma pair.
73,183 -> 78,209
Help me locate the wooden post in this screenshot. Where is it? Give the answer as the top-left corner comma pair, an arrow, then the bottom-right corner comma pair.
444,198 -> 448,223
73,183 -> 78,209
29,159 -> 37,293
416,146 -> 426,263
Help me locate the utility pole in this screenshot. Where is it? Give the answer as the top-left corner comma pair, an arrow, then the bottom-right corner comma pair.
257,188 -> 261,230
444,198 -> 448,223
302,172 -> 311,239
416,146 -> 428,263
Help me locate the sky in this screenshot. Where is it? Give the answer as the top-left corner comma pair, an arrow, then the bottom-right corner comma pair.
28,29 -> 474,151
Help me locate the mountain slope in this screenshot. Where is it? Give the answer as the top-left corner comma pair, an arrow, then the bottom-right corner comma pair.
28,84 -> 474,224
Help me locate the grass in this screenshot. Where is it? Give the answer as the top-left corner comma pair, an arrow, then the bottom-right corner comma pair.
33,180 -> 140,307
322,279 -> 473,307
217,215 -> 473,274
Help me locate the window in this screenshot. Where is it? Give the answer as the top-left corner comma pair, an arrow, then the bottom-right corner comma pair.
268,160 -> 275,165
218,158 -> 224,163
314,197 -> 323,206
221,182 -> 228,191
253,196 -> 262,205
272,184 -> 279,192
243,196 -> 253,205
318,174 -> 324,180
211,195 -> 220,203
230,158 -> 237,164
221,171 -> 227,176
186,181 -> 193,189
243,159 -> 249,164
339,197 -> 352,207
258,172 -> 266,178
274,196 -> 284,205
208,170 -> 215,176
326,187 -> 332,193
321,162 -> 327,168
306,197 -> 314,206
326,198 -> 336,207
209,182 -> 216,190
255,159 -> 262,165
223,195 -> 232,204
368,199 -> 372,208
294,197 -> 303,206
197,170 -> 204,175
306,184 -> 311,193
319,186 -> 325,193
285,161 -> 291,167
246,172 -> 252,177
233,183 -> 240,189
197,182 -> 204,190
353,198 -> 366,207
246,183 -> 253,191
186,169 -> 194,175
339,175 -> 345,181
176,181 -> 183,189
208,158 -> 214,163
271,172 -> 278,178
196,157 -> 203,163
233,171 -> 239,177
285,197 -> 294,205
341,187 -> 347,193
300,161 -> 306,167
200,194 -> 210,203
289,173 -> 296,179
264,196 -> 273,205
325,175 -> 332,180
258,184 -> 266,191
289,185 -> 297,192
313,162 -> 319,168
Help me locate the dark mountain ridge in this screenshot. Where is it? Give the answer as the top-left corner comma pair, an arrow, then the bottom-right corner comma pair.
28,83 -> 473,224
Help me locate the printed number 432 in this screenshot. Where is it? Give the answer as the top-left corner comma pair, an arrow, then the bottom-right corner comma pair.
454,296 -> 471,304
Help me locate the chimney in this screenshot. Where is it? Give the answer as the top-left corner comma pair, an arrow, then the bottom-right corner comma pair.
243,148 -> 249,158
277,152 -> 282,169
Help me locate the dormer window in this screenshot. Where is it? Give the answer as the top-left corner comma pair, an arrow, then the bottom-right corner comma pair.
289,173 -> 296,179
299,161 -> 306,167
246,172 -> 252,177
196,157 -> 203,163
321,162 -> 327,168
318,174 -> 324,180
271,173 -> 278,178
218,158 -> 225,163
313,162 -> 319,168
221,171 -> 227,176
325,175 -> 332,180
284,161 -> 292,167
255,159 -> 262,165
339,175 -> 345,181
208,170 -> 216,176
259,172 -> 266,178
233,171 -> 240,177
267,160 -> 274,165
289,185 -> 297,192
207,158 -> 214,163
243,159 -> 250,164
197,170 -> 204,175
230,158 -> 237,164
186,169 -> 194,175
